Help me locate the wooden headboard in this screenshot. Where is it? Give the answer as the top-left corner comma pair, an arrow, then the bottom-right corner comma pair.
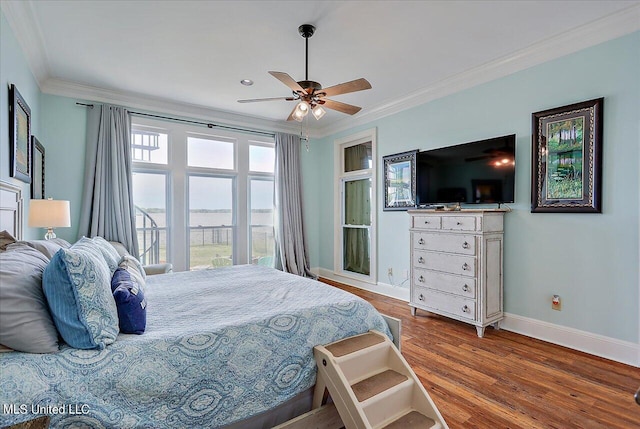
0,180 -> 23,240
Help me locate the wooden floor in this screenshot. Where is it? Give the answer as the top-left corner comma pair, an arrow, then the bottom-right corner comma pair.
320,278 -> 640,429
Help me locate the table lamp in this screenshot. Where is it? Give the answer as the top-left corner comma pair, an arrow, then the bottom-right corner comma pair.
28,198 -> 71,240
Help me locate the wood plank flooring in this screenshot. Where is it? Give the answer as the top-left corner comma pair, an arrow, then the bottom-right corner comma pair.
320,278 -> 640,429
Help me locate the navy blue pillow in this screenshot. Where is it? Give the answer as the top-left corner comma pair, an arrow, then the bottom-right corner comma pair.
110,268 -> 146,334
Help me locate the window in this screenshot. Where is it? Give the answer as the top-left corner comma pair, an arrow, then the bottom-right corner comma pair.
188,175 -> 234,270
131,171 -> 168,265
187,136 -> 234,170
249,141 -> 275,267
250,178 -> 274,266
334,129 -> 377,283
131,126 -> 170,266
131,118 -> 274,272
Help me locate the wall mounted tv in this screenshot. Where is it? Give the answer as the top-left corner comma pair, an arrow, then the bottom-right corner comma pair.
416,134 -> 516,206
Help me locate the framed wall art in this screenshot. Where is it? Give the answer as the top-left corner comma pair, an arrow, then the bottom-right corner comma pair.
383,150 -> 417,211
531,98 -> 603,213
31,136 -> 45,199
9,84 -> 32,183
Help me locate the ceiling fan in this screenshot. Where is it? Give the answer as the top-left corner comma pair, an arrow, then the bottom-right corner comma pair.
238,24 -> 372,121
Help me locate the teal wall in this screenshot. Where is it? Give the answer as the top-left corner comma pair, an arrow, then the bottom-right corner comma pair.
39,93 -> 87,242
1,10 -> 86,242
1,11 -> 41,239
304,31 -> 640,343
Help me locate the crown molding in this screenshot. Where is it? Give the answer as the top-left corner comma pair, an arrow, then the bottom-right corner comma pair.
1,0 -> 50,86
5,1 -> 639,140
315,4 -> 640,138
42,77 -> 303,136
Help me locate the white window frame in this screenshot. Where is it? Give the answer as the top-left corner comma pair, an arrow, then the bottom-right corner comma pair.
333,128 -> 377,284
131,116 -> 274,271
131,124 -> 173,265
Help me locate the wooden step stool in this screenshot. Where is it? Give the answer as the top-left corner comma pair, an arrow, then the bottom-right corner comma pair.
312,330 -> 448,429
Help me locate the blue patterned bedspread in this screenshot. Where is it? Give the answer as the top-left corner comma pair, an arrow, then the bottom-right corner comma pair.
0,265 -> 390,428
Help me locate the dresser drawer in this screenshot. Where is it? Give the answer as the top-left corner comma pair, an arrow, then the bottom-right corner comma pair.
442,216 -> 477,231
413,250 -> 476,277
412,215 -> 441,230
413,232 -> 476,255
413,268 -> 476,298
412,287 -> 476,321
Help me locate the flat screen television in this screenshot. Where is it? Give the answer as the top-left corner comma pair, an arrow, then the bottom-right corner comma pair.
416,134 -> 516,206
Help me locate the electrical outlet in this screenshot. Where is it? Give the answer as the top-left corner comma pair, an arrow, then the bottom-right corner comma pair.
552,295 -> 562,311
387,267 -> 393,276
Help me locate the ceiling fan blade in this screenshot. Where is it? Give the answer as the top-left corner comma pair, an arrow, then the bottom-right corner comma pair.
320,78 -> 371,98
321,99 -> 362,115
269,71 -> 306,93
237,97 -> 295,103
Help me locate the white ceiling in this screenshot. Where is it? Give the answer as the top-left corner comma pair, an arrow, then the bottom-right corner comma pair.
4,0 -> 639,135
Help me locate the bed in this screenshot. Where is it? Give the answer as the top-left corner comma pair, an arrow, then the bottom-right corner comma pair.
0,181 -> 394,428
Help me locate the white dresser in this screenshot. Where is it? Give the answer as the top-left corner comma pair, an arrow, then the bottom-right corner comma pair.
408,209 -> 505,337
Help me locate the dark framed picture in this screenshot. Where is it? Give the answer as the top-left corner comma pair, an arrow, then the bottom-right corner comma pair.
531,98 -> 603,213
383,150 -> 417,210
9,84 -> 32,183
31,136 -> 45,199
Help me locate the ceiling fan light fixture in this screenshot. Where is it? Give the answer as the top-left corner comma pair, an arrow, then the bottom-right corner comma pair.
292,102 -> 308,122
312,105 -> 326,120
297,101 -> 309,112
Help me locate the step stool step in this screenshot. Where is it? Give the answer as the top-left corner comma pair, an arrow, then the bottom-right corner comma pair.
383,410 -> 437,429
352,369 -> 408,402
325,332 -> 385,357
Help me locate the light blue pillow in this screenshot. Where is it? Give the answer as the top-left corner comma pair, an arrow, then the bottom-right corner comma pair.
73,236 -> 120,273
43,244 -> 119,350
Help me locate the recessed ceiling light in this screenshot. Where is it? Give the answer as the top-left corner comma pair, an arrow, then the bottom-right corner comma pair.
240,79 -> 254,86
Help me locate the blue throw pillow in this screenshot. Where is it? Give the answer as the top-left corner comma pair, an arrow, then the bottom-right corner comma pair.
111,268 -> 146,334
43,244 -> 119,349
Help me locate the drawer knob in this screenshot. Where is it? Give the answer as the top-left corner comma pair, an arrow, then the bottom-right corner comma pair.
462,284 -> 469,292
462,241 -> 470,249
462,263 -> 470,271
462,305 -> 469,313
456,221 -> 461,225
418,238 -> 425,245
418,275 -> 425,283
424,220 -> 430,224
418,256 -> 425,264
419,294 -> 425,301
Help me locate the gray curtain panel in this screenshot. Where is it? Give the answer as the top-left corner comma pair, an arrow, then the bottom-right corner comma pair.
78,104 -> 139,257
274,133 -> 315,278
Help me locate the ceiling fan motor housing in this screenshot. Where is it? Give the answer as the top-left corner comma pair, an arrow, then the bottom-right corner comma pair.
298,24 -> 315,38
297,80 -> 322,93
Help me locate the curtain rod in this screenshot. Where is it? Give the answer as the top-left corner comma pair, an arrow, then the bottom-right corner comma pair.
75,102 -> 276,138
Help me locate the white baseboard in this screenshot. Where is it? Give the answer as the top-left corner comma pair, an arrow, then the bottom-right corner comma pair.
313,267 -> 639,367
502,313 -> 639,367
314,267 -> 410,301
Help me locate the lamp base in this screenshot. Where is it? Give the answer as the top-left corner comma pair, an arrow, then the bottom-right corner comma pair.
44,228 -> 57,240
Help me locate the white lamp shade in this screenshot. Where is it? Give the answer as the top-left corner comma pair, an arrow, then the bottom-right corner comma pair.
28,199 -> 71,228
